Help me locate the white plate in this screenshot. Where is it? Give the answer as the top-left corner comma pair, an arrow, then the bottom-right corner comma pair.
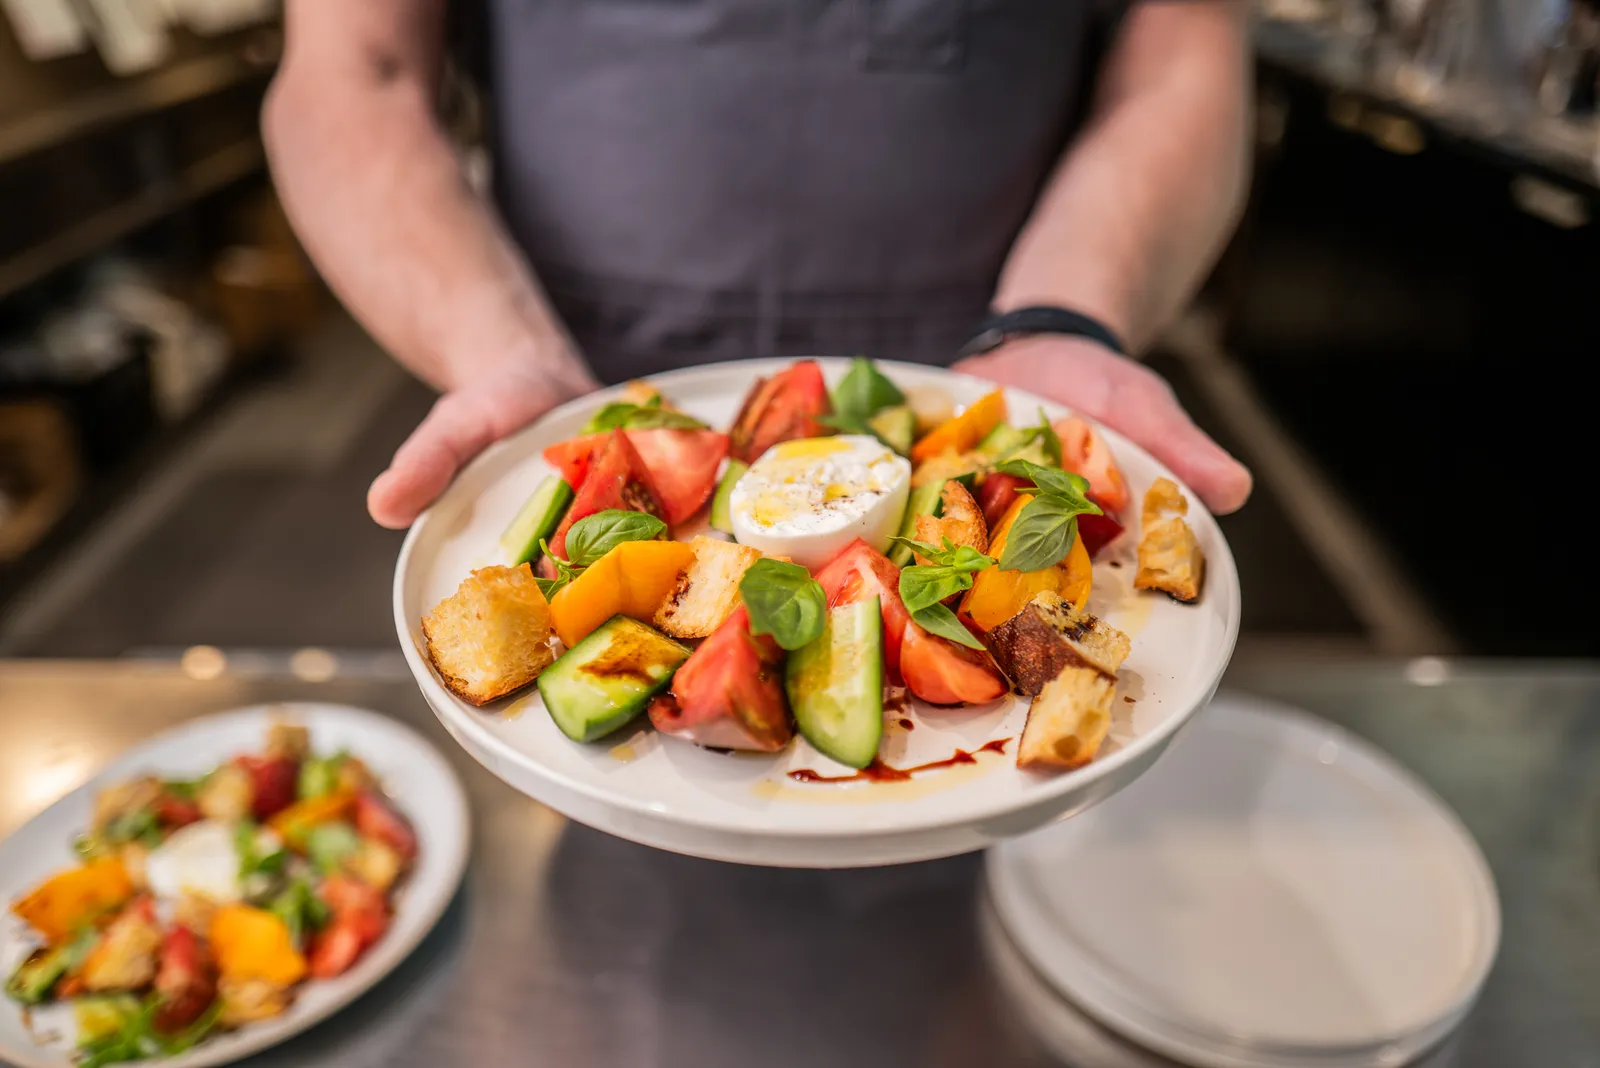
986,693 -> 1500,1068
0,704 -> 470,1068
393,358 -> 1241,867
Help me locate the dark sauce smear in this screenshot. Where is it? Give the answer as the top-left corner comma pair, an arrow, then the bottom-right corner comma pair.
788,737 -> 1011,784
898,718 -> 915,730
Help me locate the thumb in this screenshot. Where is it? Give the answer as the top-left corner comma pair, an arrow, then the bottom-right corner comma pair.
1083,359 -> 1253,515
368,380 -> 558,529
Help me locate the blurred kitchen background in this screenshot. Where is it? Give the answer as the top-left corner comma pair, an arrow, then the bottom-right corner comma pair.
0,0 -> 1593,664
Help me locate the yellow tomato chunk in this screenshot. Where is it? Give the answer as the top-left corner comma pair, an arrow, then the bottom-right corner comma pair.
550,539 -> 696,648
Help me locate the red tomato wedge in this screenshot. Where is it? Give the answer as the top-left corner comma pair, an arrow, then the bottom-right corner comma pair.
544,428 -> 727,524
978,473 -> 1029,531
899,622 -> 1009,707
354,789 -> 417,861
235,755 -> 298,820
814,539 -> 912,682
627,428 -> 730,524
729,360 -> 831,464
1076,510 -> 1126,558
1054,415 -> 1131,518
546,431 -> 665,560
648,607 -> 792,752
542,433 -> 608,489
152,925 -> 217,1034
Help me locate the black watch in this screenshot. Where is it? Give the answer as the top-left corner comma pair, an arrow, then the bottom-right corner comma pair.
956,306 -> 1126,359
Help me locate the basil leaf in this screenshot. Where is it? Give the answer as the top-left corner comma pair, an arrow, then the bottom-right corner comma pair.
899,565 -> 977,614
1029,409 -> 1064,468
619,407 -> 709,430
997,496 -> 1085,572
534,575 -> 569,599
583,402 -> 707,433
910,601 -> 987,650
830,357 -> 906,427
740,558 -> 827,651
992,459 -> 1100,513
890,536 -> 996,573
564,510 -> 668,567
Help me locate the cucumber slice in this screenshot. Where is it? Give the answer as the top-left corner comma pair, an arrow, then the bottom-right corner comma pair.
787,597 -> 884,768
709,460 -> 748,534
888,482 -> 946,567
500,476 -> 574,565
74,995 -> 141,1046
538,616 -> 690,742
975,422 -> 1026,459
867,405 -> 916,456
7,929 -> 95,1005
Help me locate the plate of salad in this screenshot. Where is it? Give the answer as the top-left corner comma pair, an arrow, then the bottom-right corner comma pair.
0,705 -> 468,1068
395,357 -> 1239,866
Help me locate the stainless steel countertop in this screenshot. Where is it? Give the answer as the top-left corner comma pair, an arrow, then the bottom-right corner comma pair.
1,657 -> 1595,1067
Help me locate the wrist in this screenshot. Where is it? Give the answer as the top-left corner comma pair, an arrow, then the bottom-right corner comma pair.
449,331 -> 598,402
958,305 -> 1128,360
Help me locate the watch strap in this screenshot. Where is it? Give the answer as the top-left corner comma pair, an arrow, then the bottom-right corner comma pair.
957,306 -> 1126,359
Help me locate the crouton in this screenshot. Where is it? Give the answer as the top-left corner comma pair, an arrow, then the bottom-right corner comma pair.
196,764 -> 253,822
82,901 -> 162,992
654,536 -> 762,639
219,976 -> 292,1026
985,592 -> 1130,695
422,563 -> 556,706
346,838 -> 406,892
913,480 -> 988,565
264,722 -> 310,763
1135,478 -> 1204,603
911,450 -> 979,488
1017,666 -> 1116,771
93,778 -> 161,833
619,380 -> 674,409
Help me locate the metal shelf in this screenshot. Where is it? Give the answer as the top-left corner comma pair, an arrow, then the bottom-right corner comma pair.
1257,18 -> 1600,193
0,49 -> 273,170
0,138 -> 264,302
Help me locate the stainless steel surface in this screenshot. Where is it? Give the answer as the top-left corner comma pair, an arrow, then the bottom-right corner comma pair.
0,658 -> 1595,1067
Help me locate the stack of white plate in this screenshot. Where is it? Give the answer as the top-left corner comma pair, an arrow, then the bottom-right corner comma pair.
983,694 -> 1500,1068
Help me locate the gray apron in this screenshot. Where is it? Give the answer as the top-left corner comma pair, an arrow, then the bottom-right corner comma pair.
484,0 -> 1117,382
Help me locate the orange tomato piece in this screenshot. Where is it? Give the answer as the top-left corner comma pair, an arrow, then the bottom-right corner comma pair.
910,389 -> 1007,463
960,495 -> 1092,632
11,857 -> 133,943
549,539 -> 696,648
267,791 -> 355,851
210,905 -> 307,986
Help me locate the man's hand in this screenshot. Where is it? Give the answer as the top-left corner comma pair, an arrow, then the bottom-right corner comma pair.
368,353 -> 598,529
955,336 -> 1251,515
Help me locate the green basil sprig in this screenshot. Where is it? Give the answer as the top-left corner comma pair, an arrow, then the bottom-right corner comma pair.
536,509 -> 667,597
740,558 -> 827,650
828,357 -> 906,430
989,459 -> 1102,573
1008,408 -> 1063,467
894,536 -> 994,650
583,396 -> 708,433
564,509 -> 667,566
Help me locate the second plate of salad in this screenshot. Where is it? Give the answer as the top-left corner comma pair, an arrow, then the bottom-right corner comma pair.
394,358 -> 1239,866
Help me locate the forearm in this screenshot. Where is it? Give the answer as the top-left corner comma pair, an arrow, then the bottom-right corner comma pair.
262,8 -> 593,397
995,1 -> 1251,352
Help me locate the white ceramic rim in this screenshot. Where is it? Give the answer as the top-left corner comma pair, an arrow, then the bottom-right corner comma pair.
393,358 -> 1242,842
986,692 -> 1501,1067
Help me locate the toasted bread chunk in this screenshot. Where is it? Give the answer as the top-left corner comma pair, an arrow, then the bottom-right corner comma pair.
985,591 -> 1130,695
1017,666 -> 1116,771
1135,478 -> 1204,603
911,450 -> 979,488
619,380 -> 666,408
422,563 -> 555,706
654,536 -> 762,639
913,479 -> 989,565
